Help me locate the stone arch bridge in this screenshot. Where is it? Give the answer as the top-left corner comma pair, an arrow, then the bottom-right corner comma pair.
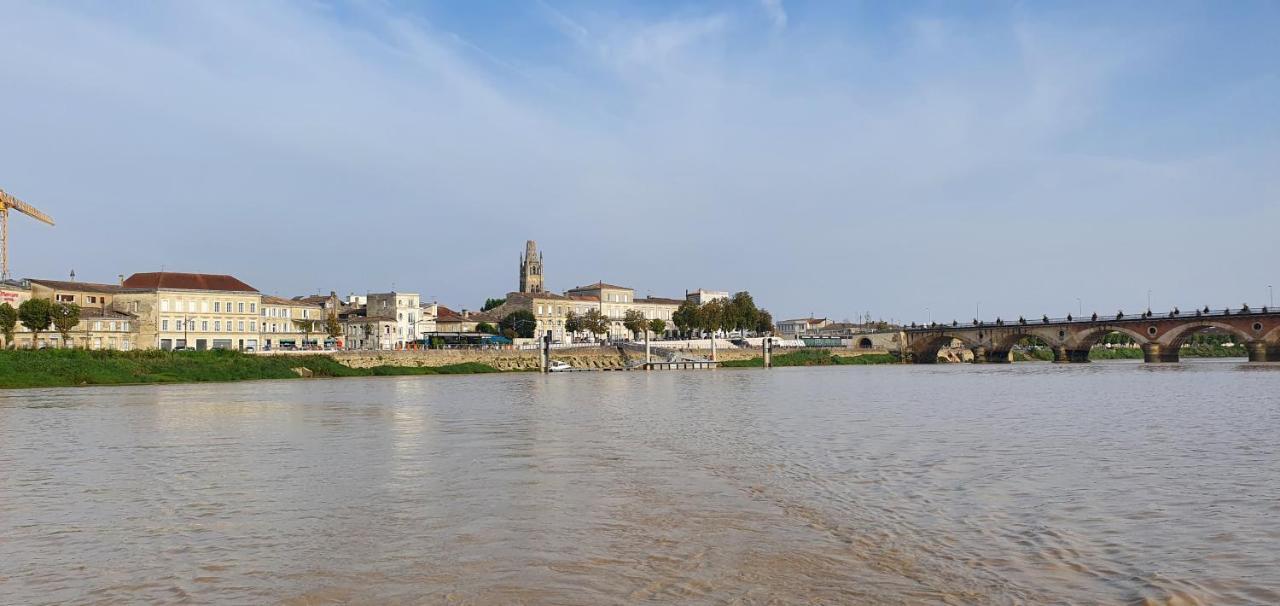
904,308 -> 1280,363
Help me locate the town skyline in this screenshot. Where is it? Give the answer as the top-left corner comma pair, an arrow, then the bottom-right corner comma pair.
1,2 -> 1276,321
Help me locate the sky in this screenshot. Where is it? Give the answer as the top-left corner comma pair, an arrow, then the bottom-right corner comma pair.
1,0 -> 1277,323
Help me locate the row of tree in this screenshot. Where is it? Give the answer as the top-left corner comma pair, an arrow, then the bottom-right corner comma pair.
0,299 -> 82,348
671,292 -> 773,338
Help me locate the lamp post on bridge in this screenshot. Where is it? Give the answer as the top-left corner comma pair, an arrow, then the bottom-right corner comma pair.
1270,285 -> 1274,309
1147,290 -> 1152,314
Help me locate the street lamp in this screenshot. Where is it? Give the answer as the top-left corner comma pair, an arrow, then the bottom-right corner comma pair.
1076,298 -> 1082,317
1270,285 -> 1274,308
1147,290 -> 1152,313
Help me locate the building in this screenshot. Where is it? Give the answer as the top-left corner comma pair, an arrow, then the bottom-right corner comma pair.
113,272 -> 263,351
519,240 -> 544,294
260,295 -> 328,350
685,289 -> 729,305
365,291 -> 420,349
9,278 -> 139,350
777,316 -> 832,338
0,279 -> 30,309
433,305 -> 479,333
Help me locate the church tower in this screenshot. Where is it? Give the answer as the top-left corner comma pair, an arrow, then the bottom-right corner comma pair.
519,240 -> 544,293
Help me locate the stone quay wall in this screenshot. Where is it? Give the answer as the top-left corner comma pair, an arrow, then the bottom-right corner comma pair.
328,347 -> 630,371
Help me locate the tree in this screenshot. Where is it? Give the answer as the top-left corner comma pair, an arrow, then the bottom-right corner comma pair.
0,302 -> 16,349
582,308 -> 608,339
755,309 -> 774,335
672,300 -> 698,337
292,318 -> 315,346
52,302 -> 81,346
698,299 -> 728,336
729,291 -> 761,335
500,309 -> 537,339
18,298 -> 54,348
623,309 -> 648,339
564,311 -> 583,336
476,321 -> 498,335
648,318 -> 666,337
325,315 -> 342,341
482,297 -> 506,312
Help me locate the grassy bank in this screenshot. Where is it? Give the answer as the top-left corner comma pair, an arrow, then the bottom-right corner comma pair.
720,349 -> 899,368
0,349 -> 498,389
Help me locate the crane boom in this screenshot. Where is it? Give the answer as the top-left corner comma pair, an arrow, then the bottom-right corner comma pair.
0,189 -> 55,225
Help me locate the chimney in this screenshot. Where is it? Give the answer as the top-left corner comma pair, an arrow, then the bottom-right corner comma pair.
118,274 -> 125,286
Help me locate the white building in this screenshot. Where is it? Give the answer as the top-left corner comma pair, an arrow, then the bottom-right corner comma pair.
366,291 -> 420,349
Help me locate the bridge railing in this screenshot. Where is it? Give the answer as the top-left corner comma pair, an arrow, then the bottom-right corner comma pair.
905,305 -> 1278,331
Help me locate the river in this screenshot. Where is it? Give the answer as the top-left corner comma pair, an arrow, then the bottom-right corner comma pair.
2,360 -> 1277,604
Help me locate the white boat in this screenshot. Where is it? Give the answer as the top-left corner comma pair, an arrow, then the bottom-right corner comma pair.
547,360 -> 574,372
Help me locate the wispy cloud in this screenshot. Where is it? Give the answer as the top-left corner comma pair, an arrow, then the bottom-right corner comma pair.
761,0 -> 787,30
0,2 -> 1275,319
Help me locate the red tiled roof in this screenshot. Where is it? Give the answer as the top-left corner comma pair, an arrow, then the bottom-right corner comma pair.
435,306 -> 464,321
122,272 -> 258,293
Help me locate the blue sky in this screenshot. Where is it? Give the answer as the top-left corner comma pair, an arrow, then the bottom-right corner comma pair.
1,1 -> 1277,322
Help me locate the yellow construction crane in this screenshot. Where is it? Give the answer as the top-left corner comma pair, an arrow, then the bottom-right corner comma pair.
0,188 -> 55,281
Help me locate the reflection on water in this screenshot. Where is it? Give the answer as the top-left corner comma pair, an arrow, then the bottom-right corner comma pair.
2,360 -> 1278,604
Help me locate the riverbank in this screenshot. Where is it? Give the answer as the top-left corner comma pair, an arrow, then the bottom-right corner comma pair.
720,349 -> 899,368
0,349 -> 498,389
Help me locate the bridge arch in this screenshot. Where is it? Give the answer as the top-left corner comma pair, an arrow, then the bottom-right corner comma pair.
1158,321 -> 1254,350
857,337 -> 874,349
911,333 -> 978,363
1066,325 -> 1150,351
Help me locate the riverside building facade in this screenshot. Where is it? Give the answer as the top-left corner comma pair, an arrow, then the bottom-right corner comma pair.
113,272 -> 263,351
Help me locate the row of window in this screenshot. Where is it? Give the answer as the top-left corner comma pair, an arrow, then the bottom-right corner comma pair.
30,338 -> 132,351
159,299 -> 256,314
534,304 -> 673,320
263,307 -> 314,319
54,294 -> 107,305
16,320 -> 131,332
163,319 -> 255,333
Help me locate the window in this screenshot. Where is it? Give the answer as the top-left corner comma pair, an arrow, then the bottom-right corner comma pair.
201,321 -> 209,331
226,301 -> 232,312
122,321 -> 129,331
176,300 -> 184,312
214,302 -> 220,312
56,294 -> 75,302
88,296 -> 98,304
249,303 -> 256,313
162,319 -> 169,331
201,301 -> 209,312
238,302 -> 245,313
214,321 -> 221,331
238,321 -> 245,332
130,302 -> 139,313
249,322 -> 256,331
161,300 -> 170,312
93,321 -> 102,331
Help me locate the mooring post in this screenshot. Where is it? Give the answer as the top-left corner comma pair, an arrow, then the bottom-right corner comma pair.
763,336 -> 772,368
710,332 -> 718,363
540,330 -> 551,373
645,330 -> 652,369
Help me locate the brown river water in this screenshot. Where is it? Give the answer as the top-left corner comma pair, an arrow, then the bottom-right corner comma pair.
1,360 -> 1278,605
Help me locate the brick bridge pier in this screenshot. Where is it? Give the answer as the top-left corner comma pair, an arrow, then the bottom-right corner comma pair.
904,307 -> 1280,363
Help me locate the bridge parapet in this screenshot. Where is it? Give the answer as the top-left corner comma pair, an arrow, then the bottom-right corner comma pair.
903,307 -> 1280,364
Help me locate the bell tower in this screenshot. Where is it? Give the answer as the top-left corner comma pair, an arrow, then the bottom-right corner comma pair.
519,240 -> 544,293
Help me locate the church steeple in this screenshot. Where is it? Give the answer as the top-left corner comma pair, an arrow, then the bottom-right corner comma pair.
519,240 -> 544,293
